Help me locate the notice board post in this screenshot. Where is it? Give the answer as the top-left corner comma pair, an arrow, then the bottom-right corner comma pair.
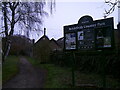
99,50 -> 106,88
71,51 -> 75,87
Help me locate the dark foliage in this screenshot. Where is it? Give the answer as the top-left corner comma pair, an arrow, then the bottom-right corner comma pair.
2,35 -> 33,56
50,50 -> 120,79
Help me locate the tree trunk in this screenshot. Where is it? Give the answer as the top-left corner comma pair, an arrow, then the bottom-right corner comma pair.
2,2 -> 16,63
2,2 -> 9,63
2,37 -> 11,63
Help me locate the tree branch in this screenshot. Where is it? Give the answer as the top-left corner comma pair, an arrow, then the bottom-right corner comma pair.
14,2 -> 19,9
0,31 -> 5,34
3,2 -> 9,36
15,14 -> 21,23
8,2 -> 12,10
6,15 -> 11,23
104,0 -> 118,18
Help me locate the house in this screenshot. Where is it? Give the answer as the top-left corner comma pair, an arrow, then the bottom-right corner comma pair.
50,38 -> 61,51
33,28 -> 61,63
34,34 -> 50,63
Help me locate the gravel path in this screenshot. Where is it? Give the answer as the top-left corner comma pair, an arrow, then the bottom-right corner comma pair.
3,57 -> 47,88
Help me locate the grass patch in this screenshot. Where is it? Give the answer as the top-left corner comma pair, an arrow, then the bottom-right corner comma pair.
40,64 -> 71,88
40,64 -> 120,88
2,55 -> 19,84
75,71 -> 120,88
27,57 -> 71,88
27,57 -> 120,88
26,57 -> 40,66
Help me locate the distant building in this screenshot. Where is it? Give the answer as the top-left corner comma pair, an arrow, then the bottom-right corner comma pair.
33,28 -> 61,63
34,35 -> 50,63
50,38 -> 61,51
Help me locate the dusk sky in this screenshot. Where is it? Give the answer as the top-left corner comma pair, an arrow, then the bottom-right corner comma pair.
33,1 -> 118,42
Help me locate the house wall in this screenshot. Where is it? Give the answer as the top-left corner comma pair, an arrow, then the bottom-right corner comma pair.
34,37 -> 51,63
57,38 -> 64,51
49,40 -> 61,51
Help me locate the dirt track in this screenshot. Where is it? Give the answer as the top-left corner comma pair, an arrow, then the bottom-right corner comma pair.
3,57 -> 47,88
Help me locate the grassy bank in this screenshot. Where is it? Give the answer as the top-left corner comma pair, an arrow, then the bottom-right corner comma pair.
2,56 -> 19,84
27,57 -> 120,88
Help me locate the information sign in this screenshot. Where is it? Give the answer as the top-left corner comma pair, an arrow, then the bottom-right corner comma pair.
65,33 -> 76,50
64,15 -> 114,51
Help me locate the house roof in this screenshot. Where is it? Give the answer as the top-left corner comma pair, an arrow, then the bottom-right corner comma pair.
57,37 -> 64,47
35,35 -> 49,44
57,37 -> 64,42
50,38 -> 59,46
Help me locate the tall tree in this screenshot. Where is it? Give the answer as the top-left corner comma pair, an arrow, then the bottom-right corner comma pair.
1,1 -> 55,62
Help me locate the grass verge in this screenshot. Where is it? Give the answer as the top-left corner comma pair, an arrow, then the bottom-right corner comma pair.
26,57 -> 40,67
2,55 -> 19,84
27,57 -> 120,88
27,57 -> 70,88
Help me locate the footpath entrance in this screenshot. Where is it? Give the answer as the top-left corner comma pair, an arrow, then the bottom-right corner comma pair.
3,57 -> 47,88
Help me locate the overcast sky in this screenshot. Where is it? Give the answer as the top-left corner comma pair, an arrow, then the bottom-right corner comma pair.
0,1 -> 118,41
32,1 -> 118,42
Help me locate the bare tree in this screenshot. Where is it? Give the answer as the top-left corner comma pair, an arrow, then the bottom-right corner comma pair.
1,1 -> 55,62
104,0 -> 119,18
